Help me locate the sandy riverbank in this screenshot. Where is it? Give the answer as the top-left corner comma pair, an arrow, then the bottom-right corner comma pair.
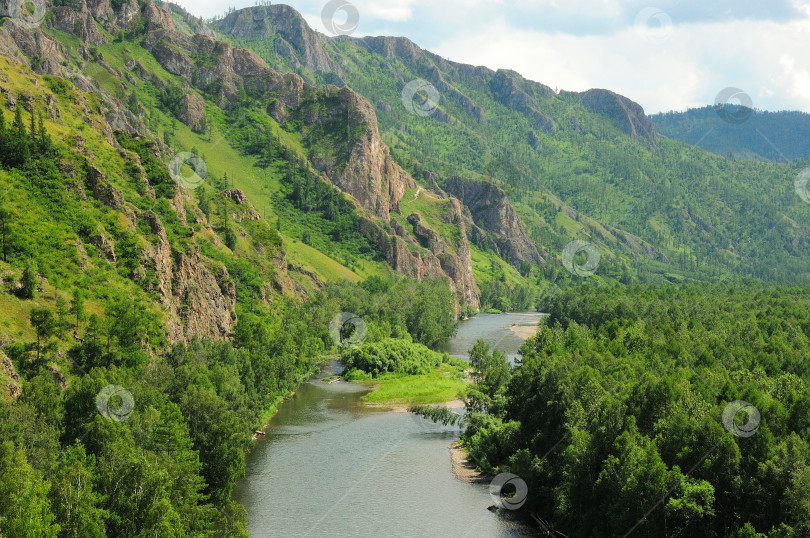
364,398 -> 466,413
506,313 -> 545,340
450,441 -> 487,484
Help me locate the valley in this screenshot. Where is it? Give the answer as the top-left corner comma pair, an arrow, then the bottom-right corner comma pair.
0,1 -> 808,536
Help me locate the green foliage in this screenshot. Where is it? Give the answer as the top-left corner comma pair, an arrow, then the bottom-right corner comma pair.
652,107 -> 810,161
29,307 -> 55,363
463,283 -> 810,536
19,258 -> 37,299
0,441 -> 59,537
324,277 -> 457,348
341,337 -> 450,377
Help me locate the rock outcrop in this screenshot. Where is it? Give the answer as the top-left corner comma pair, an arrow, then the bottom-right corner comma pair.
176,93 -> 206,132
306,86 -> 416,219
212,5 -> 339,76
137,209 -> 237,342
444,176 -> 543,266
0,350 -> 20,400
359,213 -> 479,309
489,70 -> 556,133
580,89 -> 657,141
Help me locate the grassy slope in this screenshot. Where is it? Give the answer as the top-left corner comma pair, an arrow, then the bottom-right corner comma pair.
219,21 -> 807,284
59,35 -> 394,286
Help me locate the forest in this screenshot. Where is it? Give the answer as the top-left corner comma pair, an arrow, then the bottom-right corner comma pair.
0,104 -> 459,535
455,283 -> 810,537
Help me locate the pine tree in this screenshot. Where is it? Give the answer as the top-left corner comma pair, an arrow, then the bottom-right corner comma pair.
37,112 -> 51,153
9,106 -> 29,166
20,259 -> 37,299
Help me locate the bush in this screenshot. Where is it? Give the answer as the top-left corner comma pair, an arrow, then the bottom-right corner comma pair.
340,338 -> 449,377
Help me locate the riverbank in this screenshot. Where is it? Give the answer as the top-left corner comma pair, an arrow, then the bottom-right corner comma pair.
450,441 -> 487,484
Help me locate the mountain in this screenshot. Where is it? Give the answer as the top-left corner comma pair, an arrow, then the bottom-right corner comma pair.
206,4 -> 810,284
651,107 -> 810,161
0,1 -> 808,535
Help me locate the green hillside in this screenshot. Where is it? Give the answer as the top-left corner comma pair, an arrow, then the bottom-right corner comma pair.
210,5 -> 810,284
652,106 -> 810,161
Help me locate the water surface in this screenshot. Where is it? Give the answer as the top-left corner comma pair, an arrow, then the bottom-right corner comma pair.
233,314 -> 544,537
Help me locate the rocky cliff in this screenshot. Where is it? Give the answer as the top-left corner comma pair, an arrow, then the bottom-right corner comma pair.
211,4 -> 340,76
444,176 -> 543,266
580,88 -> 657,141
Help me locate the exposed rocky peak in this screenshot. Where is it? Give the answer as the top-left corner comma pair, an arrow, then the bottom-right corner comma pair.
164,3 -> 216,37
354,35 -> 424,63
580,88 -> 657,141
489,70 -> 556,133
444,176 -> 543,266
212,5 -> 338,75
306,85 -> 416,219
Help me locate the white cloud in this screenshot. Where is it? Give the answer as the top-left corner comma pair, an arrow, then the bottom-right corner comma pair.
431,17 -> 810,113
170,0 -> 810,113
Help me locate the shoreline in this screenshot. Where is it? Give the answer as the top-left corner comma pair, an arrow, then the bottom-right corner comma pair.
364,398 -> 466,413
449,441 -> 487,484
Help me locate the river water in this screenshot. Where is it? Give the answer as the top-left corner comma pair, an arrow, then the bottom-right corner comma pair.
232,312 -> 545,537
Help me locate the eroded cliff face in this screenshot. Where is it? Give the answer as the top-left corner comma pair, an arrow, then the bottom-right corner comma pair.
444,176 -> 543,266
304,85 -> 416,219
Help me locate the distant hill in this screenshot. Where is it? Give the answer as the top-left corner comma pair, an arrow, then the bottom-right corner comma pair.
206,4 -> 810,283
651,107 -> 810,161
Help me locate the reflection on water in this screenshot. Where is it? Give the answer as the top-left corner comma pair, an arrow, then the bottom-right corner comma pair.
233,314 -> 544,537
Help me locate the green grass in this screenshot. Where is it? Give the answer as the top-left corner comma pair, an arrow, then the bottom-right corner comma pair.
353,363 -> 467,406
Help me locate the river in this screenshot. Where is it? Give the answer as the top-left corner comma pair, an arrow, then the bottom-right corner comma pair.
232,312 -> 545,537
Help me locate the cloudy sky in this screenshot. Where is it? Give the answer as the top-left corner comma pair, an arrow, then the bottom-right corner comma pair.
173,0 -> 810,114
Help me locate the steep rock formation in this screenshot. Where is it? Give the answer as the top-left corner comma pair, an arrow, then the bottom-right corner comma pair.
137,209 -> 237,342
580,89 -> 657,141
444,176 -> 543,266
212,5 -> 339,76
176,93 -> 206,132
359,214 -> 479,309
306,86 -> 416,219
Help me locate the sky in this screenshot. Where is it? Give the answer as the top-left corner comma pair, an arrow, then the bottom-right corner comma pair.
171,0 -> 810,114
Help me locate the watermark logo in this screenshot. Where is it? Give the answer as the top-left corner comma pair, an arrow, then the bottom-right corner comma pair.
562,240 -> 600,277
634,7 -> 673,45
722,400 -> 760,438
11,0 -> 46,29
329,312 -> 367,349
489,472 -> 528,510
795,168 -> 810,204
169,152 -> 207,190
714,88 -> 754,125
401,79 -> 440,118
321,0 -> 359,36
95,384 -> 135,422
